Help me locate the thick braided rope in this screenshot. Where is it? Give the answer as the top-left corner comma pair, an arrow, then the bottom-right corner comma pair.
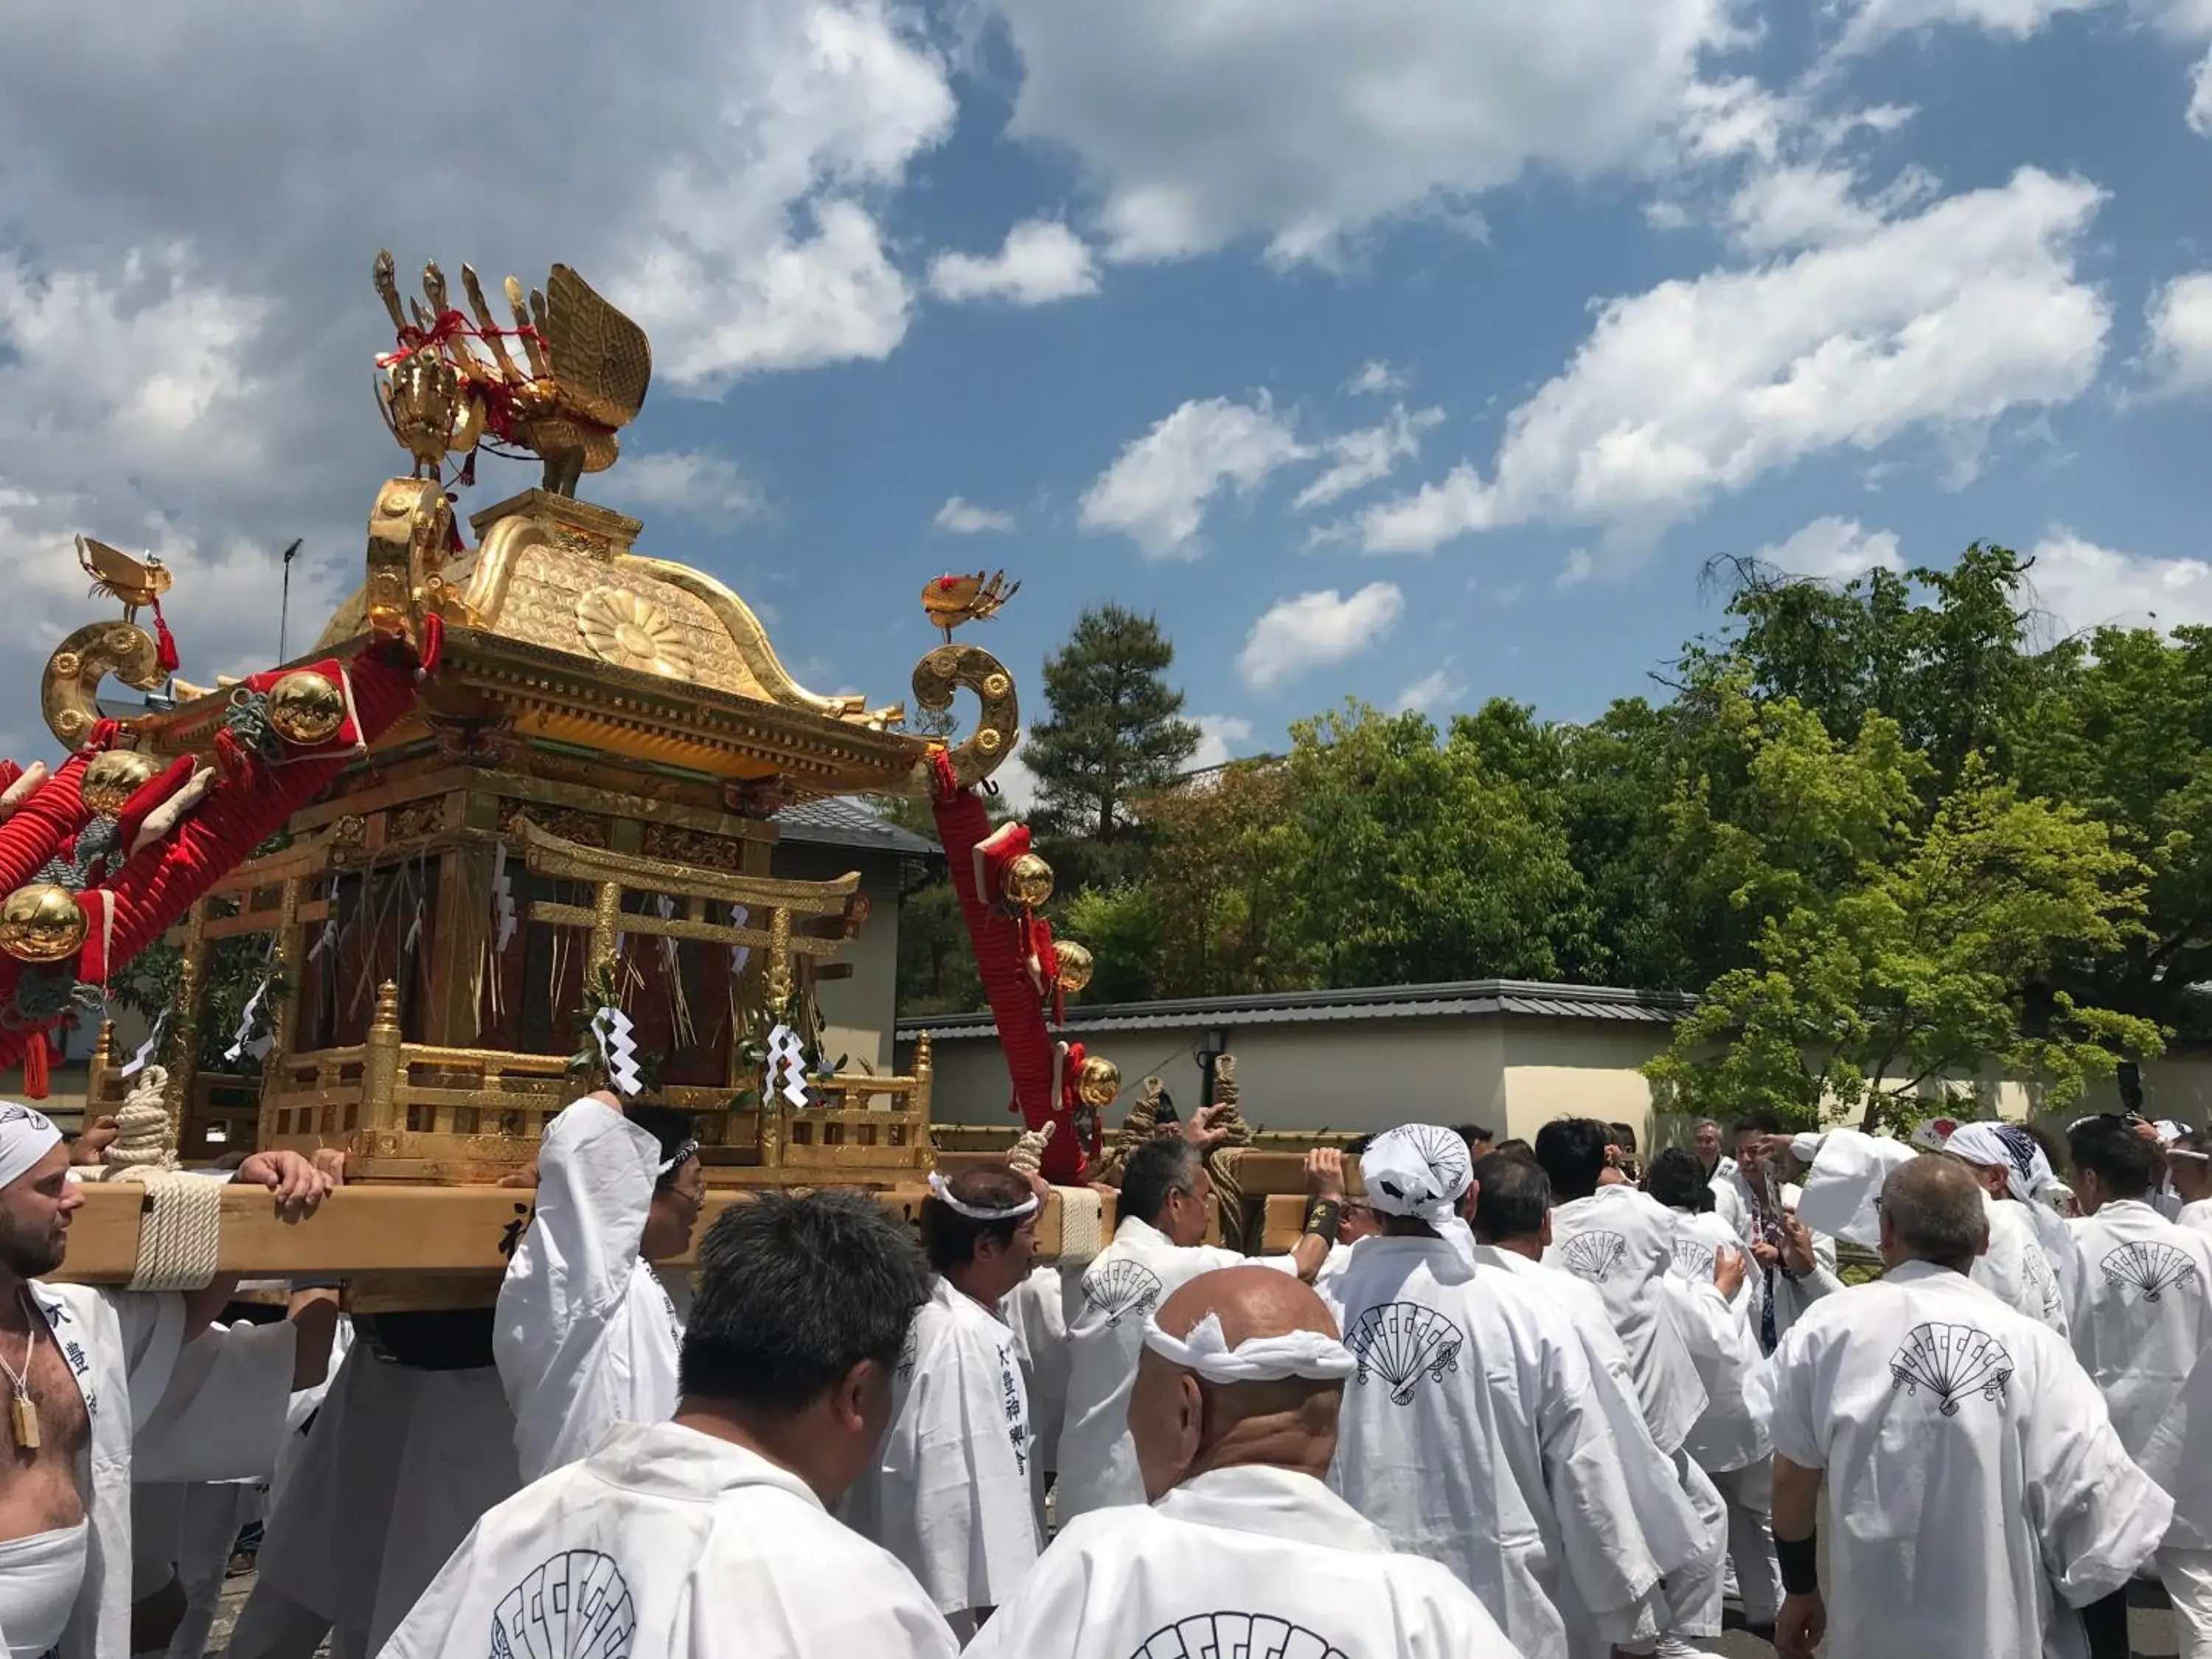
104,1065 -> 177,1171
122,1169 -> 223,1292
1057,1186 -> 1104,1266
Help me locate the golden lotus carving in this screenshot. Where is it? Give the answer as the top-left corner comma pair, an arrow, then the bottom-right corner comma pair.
575,585 -> 693,680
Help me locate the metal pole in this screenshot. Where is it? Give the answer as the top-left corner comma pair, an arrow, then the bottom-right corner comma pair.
276,538 -> 302,661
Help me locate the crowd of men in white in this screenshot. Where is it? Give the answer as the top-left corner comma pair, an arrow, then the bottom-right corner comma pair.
1,1088 -> 2211,1659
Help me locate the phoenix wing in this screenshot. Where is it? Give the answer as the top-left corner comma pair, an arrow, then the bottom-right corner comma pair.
543,264 -> 651,430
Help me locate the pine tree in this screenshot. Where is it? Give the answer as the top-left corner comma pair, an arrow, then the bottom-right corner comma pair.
1023,605 -> 1200,842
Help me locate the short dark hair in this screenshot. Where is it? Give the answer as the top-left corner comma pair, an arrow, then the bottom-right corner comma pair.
1534,1118 -> 1611,1201
920,1166 -> 1034,1271
1454,1123 -> 1495,1149
1645,1147 -> 1714,1214
1120,1137 -> 1203,1228
1471,1152 -> 1551,1242
1492,1138 -> 1535,1161
627,1104 -> 698,1192
1606,1121 -> 1638,1152
680,1191 -> 929,1411
2069,1116 -> 2158,1198
1732,1113 -> 1781,1139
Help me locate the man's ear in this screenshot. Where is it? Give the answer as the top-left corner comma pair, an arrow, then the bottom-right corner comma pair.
832,1358 -> 877,1433
1175,1374 -> 1206,1472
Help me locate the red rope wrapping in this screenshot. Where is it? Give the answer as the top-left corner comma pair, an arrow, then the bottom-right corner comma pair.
928,754 -> 1084,1184
0,651 -> 422,1078
380,310 -> 613,455
0,726 -> 114,894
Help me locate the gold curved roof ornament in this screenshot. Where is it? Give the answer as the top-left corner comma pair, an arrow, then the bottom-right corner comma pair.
626,557 -> 863,722
43,619 -> 164,747
912,643 -> 1018,790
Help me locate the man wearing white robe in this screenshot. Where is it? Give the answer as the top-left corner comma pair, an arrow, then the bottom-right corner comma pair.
1330,1124 -> 1671,1659
844,1165 -> 1041,1635
970,1265 -> 1523,1659
1472,1150 -> 1730,1658
1762,1154 -> 2168,1659
382,1189 -> 958,1658
494,1092 -> 701,1483
2171,1129 -> 2212,1237
0,1104 -> 335,1659
1691,1121 -> 1747,1238
1057,1134 -> 1343,1521
2065,1113 -> 2212,1659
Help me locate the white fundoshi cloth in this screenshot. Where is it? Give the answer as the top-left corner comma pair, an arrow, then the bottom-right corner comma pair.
0,1518 -> 89,1659
1142,1312 -> 1357,1383
1359,1124 -> 1477,1265
0,1100 -> 62,1190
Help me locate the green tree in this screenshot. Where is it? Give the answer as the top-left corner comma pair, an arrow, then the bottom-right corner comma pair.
1645,688 -> 2162,1132
1023,605 -> 1200,850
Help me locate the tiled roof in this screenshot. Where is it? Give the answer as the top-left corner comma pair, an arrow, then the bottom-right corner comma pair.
898,978 -> 1697,1040
774,796 -> 938,858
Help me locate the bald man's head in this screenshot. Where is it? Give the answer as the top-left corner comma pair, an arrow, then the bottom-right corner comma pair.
1129,1267 -> 1346,1500
1879,1152 -> 1990,1274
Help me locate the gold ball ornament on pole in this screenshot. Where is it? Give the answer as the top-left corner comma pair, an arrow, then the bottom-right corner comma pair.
1077,1054 -> 1121,1107
1002,852 -> 1054,909
0,883 -> 88,964
1054,940 -> 1094,995
78,751 -> 160,821
265,670 -> 348,746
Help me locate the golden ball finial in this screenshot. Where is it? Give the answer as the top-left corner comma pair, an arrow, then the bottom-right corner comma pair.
1002,852 -> 1054,909
0,883 -> 88,964
265,671 -> 348,746
79,751 -> 159,821
1077,1054 -> 1121,1108
1054,940 -> 1094,995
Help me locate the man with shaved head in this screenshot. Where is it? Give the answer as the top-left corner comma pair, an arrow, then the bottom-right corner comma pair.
1761,1155 -> 2166,1659
964,1267 -> 1521,1659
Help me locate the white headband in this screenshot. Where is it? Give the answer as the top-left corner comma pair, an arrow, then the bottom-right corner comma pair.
656,1139 -> 700,1179
1142,1312 -> 1357,1383
0,1102 -> 62,1189
1943,1121 -> 2061,1205
926,1170 -> 1040,1222
1360,1124 -> 1477,1266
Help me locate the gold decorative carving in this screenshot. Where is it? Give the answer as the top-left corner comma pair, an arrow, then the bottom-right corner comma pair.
362,476 -> 454,653
640,824 -> 744,873
386,801 -> 445,844
42,619 -> 164,747
576,585 -> 693,680
498,801 -> 608,849
911,644 -> 1019,790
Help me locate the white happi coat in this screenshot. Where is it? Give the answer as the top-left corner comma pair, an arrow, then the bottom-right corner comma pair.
1979,1194 -> 2070,1336
380,1422 -> 960,1659
1329,1234 -> 1666,1659
1058,1216 -> 1294,1520
964,1464 -> 1525,1659
1545,1186 -> 1707,1454
2066,1197 -> 2212,1461
1761,1260 -> 2168,1659
27,1283 -> 297,1659
495,1097 -> 684,1483
2180,1197 -> 2212,1239
1001,1262 -> 1070,1479
844,1276 -> 1038,1623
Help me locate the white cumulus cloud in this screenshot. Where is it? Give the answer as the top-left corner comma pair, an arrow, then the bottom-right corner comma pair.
1833,0 -> 2098,55
1345,361 -> 1409,396
2027,527 -> 2212,634
1756,516 -> 1905,580
1347,168 -> 2109,556
1292,405 -> 1444,512
990,0 -> 1745,265
2146,272 -> 2212,392
1189,714 -> 1256,771
1393,668 -> 1467,714
928,219 -> 1099,305
934,495 -> 1018,534
605,451 -> 767,528
1079,395 -> 1309,558
1237,583 -> 1405,692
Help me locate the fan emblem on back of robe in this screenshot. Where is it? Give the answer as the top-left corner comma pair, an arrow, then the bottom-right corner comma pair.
1345,1302 -> 1464,1406
491,1550 -> 636,1659
1083,1259 -> 1166,1328
2101,1240 -> 2198,1304
1129,1614 -> 1350,1659
1887,1322 -> 2014,1417
1669,1238 -> 1717,1283
1560,1230 -> 1630,1283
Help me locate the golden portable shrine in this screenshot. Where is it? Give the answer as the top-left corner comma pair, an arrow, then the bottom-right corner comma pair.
0,253 -> 1332,1296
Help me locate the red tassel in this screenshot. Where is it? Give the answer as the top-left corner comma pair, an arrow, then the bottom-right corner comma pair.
21,1032 -> 49,1100
419,612 -> 445,677
149,597 -> 181,674
213,728 -> 251,779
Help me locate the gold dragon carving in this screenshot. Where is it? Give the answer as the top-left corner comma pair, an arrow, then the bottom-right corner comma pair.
911,644 -> 1018,790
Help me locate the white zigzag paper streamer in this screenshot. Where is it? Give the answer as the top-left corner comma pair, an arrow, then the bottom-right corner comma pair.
766,1023 -> 810,1107
655,894 -> 681,974
403,896 -> 425,956
729,905 -> 751,976
119,1009 -> 169,1079
491,840 -> 518,952
308,919 -> 339,962
594,1006 -> 644,1096
226,977 -> 274,1062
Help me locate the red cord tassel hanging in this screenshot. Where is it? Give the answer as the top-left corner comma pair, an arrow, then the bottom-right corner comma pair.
148,597 -> 181,675
20,1032 -> 49,1100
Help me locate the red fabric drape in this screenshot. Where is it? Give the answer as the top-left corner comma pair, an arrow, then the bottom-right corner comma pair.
929,759 -> 1083,1183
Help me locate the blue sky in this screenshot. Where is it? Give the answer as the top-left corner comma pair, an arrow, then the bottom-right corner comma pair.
2,0 -> 2211,787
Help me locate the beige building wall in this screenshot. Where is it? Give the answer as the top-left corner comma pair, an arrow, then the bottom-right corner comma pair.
769,842 -> 902,1076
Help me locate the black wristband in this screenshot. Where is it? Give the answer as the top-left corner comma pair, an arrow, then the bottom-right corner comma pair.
1775,1530 -> 1818,1596
1303,1200 -> 1343,1244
